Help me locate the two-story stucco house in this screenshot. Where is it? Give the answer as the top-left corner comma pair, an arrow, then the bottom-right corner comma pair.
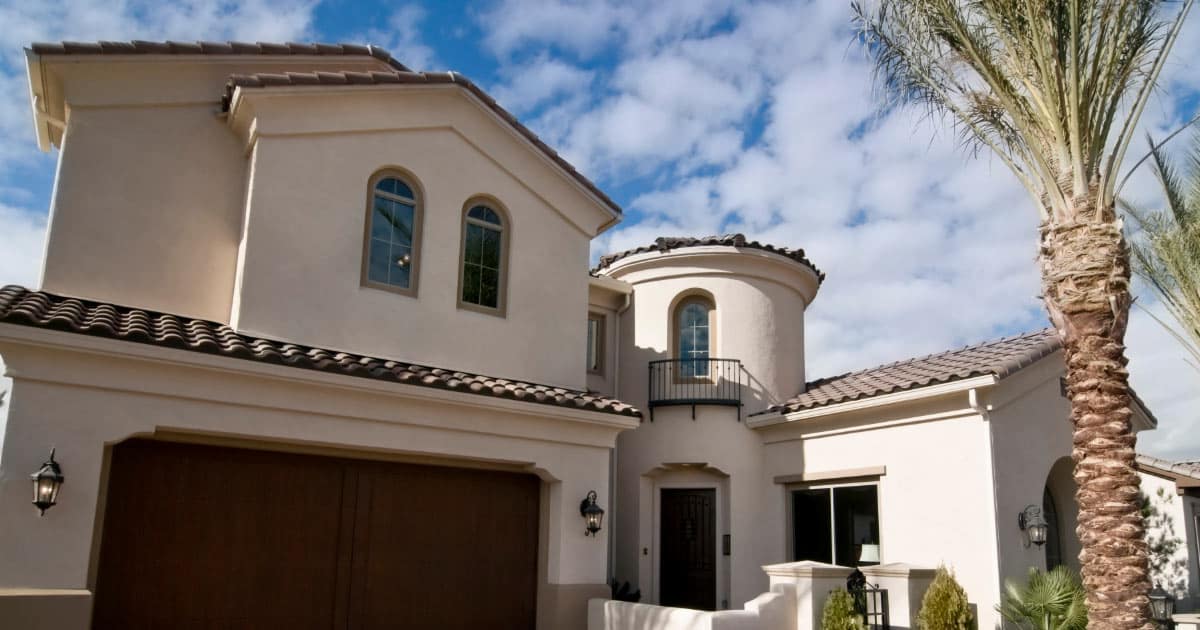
0,41 -> 1195,630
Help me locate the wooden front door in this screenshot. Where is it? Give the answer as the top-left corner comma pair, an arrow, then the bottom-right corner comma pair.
659,488 -> 717,610
92,439 -> 539,629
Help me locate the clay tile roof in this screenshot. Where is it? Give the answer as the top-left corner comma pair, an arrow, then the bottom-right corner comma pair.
30,40 -> 621,216
0,286 -> 640,419
593,234 -> 824,282
29,40 -> 409,70
753,329 -> 1062,416
1136,454 -> 1200,481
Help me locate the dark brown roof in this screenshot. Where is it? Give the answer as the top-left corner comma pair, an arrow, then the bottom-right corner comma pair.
755,329 -> 1061,416
30,40 -> 622,219
594,234 -> 824,282
30,40 -> 411,70
0,286 -> 640,418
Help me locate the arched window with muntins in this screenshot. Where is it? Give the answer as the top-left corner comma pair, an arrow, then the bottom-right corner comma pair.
458,202 -> 509,316
362,171 -> 422,296
673,296 -> 714,378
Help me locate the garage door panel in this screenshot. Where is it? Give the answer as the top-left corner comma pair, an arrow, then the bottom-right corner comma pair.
92,440 -> 540,630
92,440 -> 347,630
354,463 -> 539,629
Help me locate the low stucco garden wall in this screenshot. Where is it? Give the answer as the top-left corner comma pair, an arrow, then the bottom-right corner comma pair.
588,590 -> 792,630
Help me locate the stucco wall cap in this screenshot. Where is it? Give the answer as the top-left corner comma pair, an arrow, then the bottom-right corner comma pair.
859,563 -> 938,579
762,560 -> 854,578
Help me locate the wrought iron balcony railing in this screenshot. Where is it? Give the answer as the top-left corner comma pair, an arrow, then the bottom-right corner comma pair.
647,358 -> 743,421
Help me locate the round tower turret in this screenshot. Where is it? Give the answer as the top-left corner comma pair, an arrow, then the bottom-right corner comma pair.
596,234 -> 822,608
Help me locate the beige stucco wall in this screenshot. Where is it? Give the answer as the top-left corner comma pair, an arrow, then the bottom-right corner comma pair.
603,247 -> 819,413
1140,471 -> 1200,607
228,88 -> 613,389
758,391 -> 1003,630
32,56 -> 618,390
986,353 -> 1077,598
0,327 -> 635,629
33,57 -> 390,323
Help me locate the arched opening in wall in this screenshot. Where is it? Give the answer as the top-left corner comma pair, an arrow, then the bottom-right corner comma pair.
669,290 -> 716,380
1043,486 -> 1063,569
1044,456 -> 1081,572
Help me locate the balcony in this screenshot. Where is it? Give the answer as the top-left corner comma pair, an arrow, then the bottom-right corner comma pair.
647,358 -> 743,421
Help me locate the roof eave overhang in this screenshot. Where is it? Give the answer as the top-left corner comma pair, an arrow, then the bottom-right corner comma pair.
226,83 -> 622,236
747,374 -> 999,429
0,322 -> 642,431
602,247 -> 822,305
25,49 -> 53,152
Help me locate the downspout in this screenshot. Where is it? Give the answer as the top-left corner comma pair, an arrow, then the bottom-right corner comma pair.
972,386 -> 1007,619
608,289 -> 632,587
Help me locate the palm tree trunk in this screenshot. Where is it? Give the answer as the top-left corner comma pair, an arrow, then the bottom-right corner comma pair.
1040,214 -> 1151,630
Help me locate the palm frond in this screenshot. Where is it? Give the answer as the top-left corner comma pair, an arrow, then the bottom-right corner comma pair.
852,0 -> 1195,223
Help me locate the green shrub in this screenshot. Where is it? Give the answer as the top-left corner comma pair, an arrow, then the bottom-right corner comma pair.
997,566 -> 1087,630
822,588 -> 866,630
918,565 -> 975,630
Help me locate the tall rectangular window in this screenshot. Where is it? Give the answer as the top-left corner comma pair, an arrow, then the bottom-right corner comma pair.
587,314 -> 604,374
791,485 -> 880,566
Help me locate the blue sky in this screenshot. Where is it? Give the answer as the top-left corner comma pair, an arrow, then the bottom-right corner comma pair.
0,0 -> 1198,460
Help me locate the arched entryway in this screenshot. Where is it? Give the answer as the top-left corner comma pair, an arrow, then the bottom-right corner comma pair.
1043,456 -> 1081,572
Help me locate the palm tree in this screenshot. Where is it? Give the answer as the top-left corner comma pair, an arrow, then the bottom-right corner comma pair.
1123,132 -> 1200,367
998,567 -> 1088,630
850,2 -> 1195,628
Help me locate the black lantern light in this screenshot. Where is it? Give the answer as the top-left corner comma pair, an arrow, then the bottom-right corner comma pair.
1018,504 -> 1048,547
580,490 -> 604,536
1149,584 -> 1176,627
31,448 -> 65,516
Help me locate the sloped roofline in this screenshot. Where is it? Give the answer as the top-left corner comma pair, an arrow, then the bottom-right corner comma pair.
0,285 -> 641,419
24,40 -> 623,221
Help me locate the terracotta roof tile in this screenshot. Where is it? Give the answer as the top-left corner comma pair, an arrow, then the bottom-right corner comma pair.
1136,454 -> 1200,481
30,40 -> 621,218
0,286 -> 640,418
593,234 -> 824,282
30,40 -> 407,69
754,329 -> 1061,415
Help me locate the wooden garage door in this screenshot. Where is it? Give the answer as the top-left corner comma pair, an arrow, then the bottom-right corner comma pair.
92,439 -> 539,629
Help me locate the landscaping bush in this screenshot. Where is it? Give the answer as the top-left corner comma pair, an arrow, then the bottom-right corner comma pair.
997,566 -> 1086,630
918,565 -> 975,630
822,588 -> 866,630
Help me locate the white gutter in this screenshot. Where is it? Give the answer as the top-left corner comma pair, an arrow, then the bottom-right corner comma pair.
746,374 -> 999,429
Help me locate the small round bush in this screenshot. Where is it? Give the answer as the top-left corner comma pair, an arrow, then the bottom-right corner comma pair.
918,565 -> 975,630
823,588 -> 866,630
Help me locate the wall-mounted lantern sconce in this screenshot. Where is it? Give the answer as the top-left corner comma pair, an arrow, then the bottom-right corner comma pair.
1018,504 -> 1048,548
1149,584 -> 1176,628
31,448 -> 65,516
580,491 -> 604,537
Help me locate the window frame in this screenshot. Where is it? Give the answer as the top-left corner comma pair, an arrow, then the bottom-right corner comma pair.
360,168 -> 424,298
587,312 -> 606,375
456,196 -> 511,317
786,480 -> 882,566
670,291 -> 717,383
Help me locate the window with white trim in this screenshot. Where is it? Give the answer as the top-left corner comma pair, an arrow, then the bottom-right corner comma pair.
791,484 -> 880,566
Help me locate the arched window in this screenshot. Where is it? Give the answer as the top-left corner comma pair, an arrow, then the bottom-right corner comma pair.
673,294 -> 715,378
458,201 -> 509,315
362,171 -> 422,295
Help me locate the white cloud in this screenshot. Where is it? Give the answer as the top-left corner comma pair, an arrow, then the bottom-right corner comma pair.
358,3 -> 439,70
504,0 -> 1200,460
491,56 -> 594,113
0,204 -> 46,288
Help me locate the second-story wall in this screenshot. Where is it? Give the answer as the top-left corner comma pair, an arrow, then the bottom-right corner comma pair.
229,88 -> 610,388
